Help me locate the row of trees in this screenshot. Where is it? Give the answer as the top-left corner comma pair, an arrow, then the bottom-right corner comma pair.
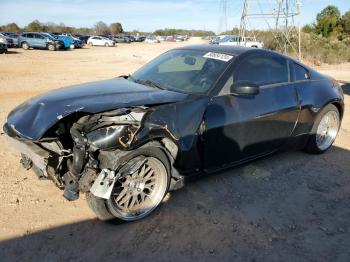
154,28 -> 214,37
0,20 -> 214,37
0,20 -> 124,35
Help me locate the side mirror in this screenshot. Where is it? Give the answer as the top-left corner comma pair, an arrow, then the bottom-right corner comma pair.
231,80 -> 260,96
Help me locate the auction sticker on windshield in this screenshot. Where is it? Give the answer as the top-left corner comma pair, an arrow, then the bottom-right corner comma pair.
203,52 -> 233,62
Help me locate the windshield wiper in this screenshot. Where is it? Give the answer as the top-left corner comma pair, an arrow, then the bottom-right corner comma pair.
132,78 -> 164,90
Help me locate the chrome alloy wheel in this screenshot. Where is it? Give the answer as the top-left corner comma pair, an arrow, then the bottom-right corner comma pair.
107,157 -> 168,221
316,110 -> 340,151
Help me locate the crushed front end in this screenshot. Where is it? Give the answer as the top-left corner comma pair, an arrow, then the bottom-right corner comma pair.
3,104 -> 190,203
3,107 -> 149,200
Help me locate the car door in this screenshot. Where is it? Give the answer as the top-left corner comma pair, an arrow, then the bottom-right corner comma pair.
34,34 -> 46,48
24,33 -> 35,46
202,52 -> 300,170
96,37 -> 103,45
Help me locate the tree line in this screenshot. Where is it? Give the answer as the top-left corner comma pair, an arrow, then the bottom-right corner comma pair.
0,20 -> 214,37
0,20 -> 124,35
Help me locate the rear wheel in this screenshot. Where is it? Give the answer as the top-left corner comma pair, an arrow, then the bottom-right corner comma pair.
86,147 -> 170,221
88,42 -> 93,46
22,42 -> 29,50
304,104 -> 340,154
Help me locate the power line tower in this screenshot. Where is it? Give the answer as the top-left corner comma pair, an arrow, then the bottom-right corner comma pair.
239,0 -> 302,60
218,0 -> 228,34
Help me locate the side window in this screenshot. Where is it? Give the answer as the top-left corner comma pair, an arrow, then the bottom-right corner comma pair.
234,54 -> 289,86
35,34 -> 45,39
26,33 -> 34,38
21,33 -> 27,38
294,63 -> 310,81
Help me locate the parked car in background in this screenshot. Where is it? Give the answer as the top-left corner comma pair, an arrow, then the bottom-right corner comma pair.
18,32 -> 64,51
144,36 -> 160,43
175,36 -> 185,42
87,36 -> 114,46
156,36 -> 166,41
209,35 -> 230,45
0,33 -> 14,47
219,35 -> 264,48
73,34 -> 90,44
209,36 -> 220,44
59,33 -> 84,48
44,33 -> 74,49
98,35 -> 115,43
134,35 -> 146,42
0,37 -> 7,53
2,32 -> 19,47
72,37 -> 84,48
124,35 -> 135,42
112,35 -> 131,43
165,36 -> 176,42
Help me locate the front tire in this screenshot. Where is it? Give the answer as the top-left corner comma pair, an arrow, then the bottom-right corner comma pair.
48,44 -> 56,51
86,146 -> 170,221
304,104 -> 340,154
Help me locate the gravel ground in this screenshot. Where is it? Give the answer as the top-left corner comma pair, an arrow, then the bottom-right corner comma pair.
0,39 -> 349,262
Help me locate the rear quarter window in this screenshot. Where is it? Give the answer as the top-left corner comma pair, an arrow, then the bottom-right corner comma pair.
294,63 -> 310,81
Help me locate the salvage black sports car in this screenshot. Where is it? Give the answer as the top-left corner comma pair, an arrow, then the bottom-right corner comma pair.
3,45 -> 344,221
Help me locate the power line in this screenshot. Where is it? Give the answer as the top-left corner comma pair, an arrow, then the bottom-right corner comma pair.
218,0 -> 228,34
239,0 -> 302,59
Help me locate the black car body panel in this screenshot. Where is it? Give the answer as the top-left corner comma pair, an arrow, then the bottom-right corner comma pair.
3,45 -> 344,204
6,78 -> 188,141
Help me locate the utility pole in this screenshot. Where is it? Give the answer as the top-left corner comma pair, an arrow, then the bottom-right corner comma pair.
218,0 -> 228,34
239,0 -> 248,39
238,0 -> 302,60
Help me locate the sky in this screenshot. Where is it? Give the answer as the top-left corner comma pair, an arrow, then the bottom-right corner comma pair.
0,0 -> 349,33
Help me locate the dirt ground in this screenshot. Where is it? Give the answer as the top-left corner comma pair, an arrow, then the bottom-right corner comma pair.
0,38 -> 349,262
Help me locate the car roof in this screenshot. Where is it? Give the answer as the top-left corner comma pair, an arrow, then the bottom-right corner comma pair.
175,45 -> 255,56
176,44 -> 303,61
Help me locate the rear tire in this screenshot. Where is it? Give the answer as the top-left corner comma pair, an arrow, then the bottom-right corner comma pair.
304,104 -> 340,154
22,42 -> 29,50
86,146 -> 170,222
88,42 -> 93,46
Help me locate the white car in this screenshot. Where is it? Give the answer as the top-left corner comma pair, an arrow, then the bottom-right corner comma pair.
87,36 -> 114,47
144,36 -> 160,43
219,35 -> 264,48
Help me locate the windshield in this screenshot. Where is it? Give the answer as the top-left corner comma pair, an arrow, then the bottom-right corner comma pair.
42,33 -> 56,40
130,49 -> 232,94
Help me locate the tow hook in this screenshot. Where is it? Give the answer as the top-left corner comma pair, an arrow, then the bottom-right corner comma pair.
90,156 -> 147,199
90,169 -> 119,199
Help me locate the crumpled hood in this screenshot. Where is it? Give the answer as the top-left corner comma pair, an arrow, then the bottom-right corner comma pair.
5,77 -> 188,141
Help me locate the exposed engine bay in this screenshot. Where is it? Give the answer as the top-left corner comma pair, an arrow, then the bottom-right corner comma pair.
5,107 -> 186,202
